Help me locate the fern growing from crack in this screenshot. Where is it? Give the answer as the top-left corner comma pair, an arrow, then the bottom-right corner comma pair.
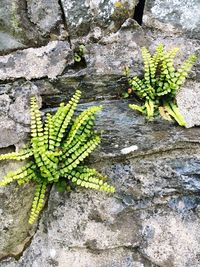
127,44 -> 197,126
0,90 -> 115,224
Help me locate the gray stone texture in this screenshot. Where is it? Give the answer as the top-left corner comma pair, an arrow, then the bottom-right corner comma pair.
0,33 -> 25,53
0,159 -> 36,260
26,0 -> 62,34
0,0 -> 62,54
144,0 -> 200,37
0,41 -> 73,80
1,99 -> 200,266
177,81 -> 200,128
61,0 -> 138,38
0,0 -> 200,266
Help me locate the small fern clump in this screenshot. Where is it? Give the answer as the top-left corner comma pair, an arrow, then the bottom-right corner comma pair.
127,44 -> 197,126
0,90 -> 115,224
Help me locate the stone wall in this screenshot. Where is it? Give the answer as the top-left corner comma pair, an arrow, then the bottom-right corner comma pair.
0,1 -> 200,267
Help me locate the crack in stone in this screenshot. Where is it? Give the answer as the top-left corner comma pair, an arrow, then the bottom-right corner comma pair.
58,0 -> 72,48
133,0 -> 146,25
92,143 -> 200,165
68,244 -> 139,251
66,244 -> 161,266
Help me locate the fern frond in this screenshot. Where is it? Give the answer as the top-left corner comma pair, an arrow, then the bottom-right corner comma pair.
129,104 -> 145,114
44,113 -> 54,150
164,102 -> 186,126
145,99 -> 154,118
30,97 -> 44,145
51,90 -> 81,148
66,166 -> 115,193
158,47 -> 179,95
30,96 -> 48,176
63,105 -> 102,149
30,146 -> 52,180
0,162 -> 36,186
17,164 -> 38,185
149,44 -> 164,88
152,44 -> 164,65
129,77 -> 147,98
141,47 -> 152,87
40,154 -> 59,181
175,54 -> 197,87
0,148 -> 33,161
60,135 -> 101,176
28,182 -> 47,224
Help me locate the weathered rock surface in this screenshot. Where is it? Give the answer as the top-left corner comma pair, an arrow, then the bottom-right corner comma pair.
61,0 -> 138,38
36,22 -> 200,127
0,0 -> 27,52
144,0 -> 200,37
0,25 -> 199,266
0,41 -> 73,81
0,117 -> 28,148
0,33 -> 25,54
177,81 -> 200,128
26,0 -> 62,34
0,159 -> 36,260
0,81 -> 42,149
0,0 -> 62,54
1,100 -> 200,267
0,0 -> 200,266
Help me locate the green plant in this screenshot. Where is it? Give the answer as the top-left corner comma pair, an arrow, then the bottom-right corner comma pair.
127,44 -> 197,126
0,90 -> 115,224
74,44 -> 86,62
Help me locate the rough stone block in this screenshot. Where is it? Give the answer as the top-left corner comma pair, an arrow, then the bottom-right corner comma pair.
0,0 -> 62,53
61,0 -> 138,38
0,41 -> 73,81
144,0 -> 200,38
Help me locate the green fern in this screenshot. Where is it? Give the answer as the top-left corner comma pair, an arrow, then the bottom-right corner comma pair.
127,44 -> 197,126
0,90 -> 115,224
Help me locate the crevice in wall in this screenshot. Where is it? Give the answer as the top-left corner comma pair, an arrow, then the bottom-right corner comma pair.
87,138 -> 200,165
58,0 -> 72,48
133,0 -> 146,25
0,145 -> 15,154
66,245 -> 161,266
